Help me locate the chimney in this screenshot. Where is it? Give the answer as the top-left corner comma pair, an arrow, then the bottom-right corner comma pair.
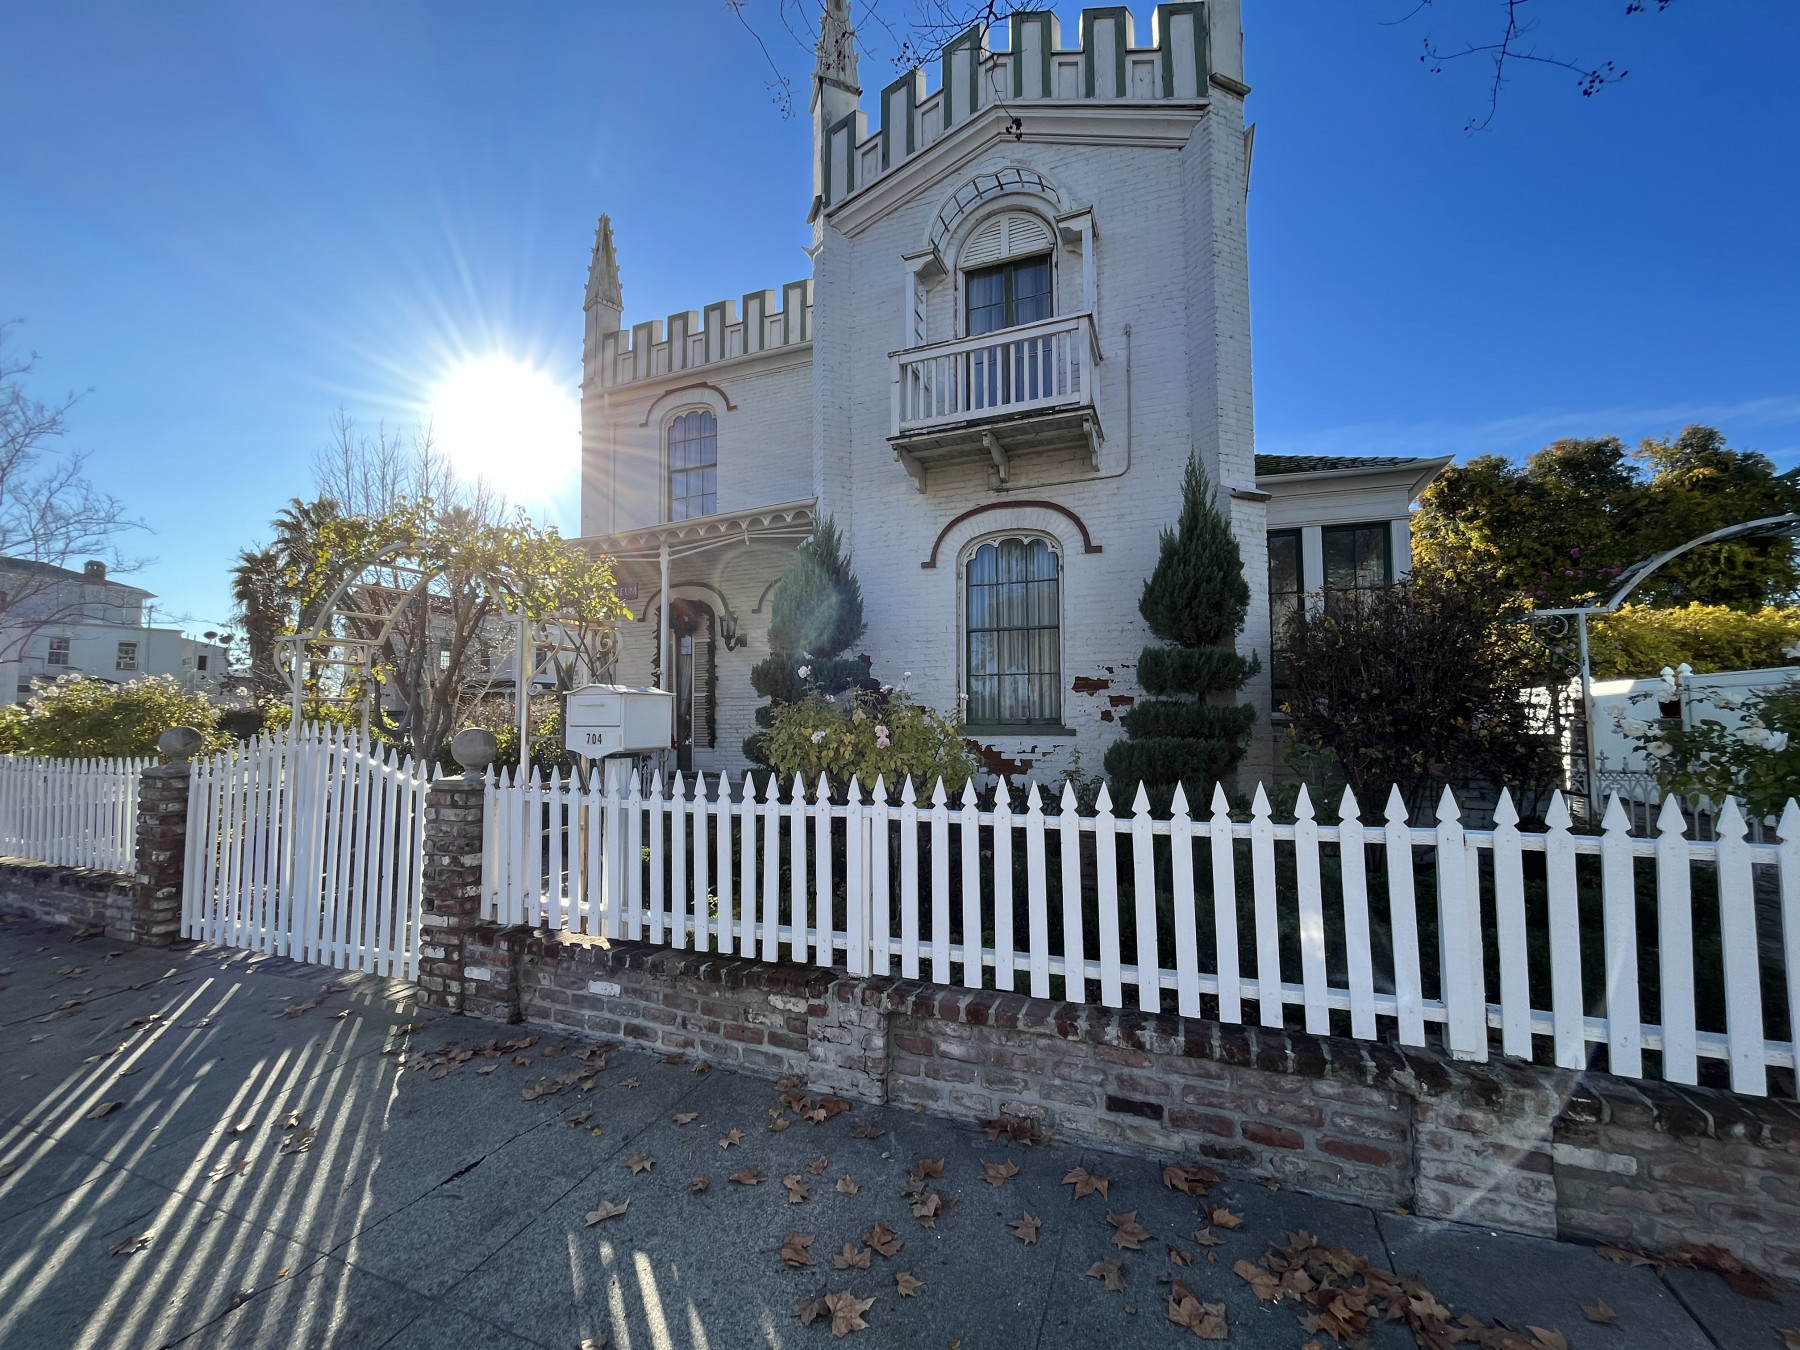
83,560 -> 107,583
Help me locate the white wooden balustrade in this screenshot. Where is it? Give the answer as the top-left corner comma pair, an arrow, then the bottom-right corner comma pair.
485,768 -> 1800,1098
0,754 -> 150,872
892,313 -> 1094,436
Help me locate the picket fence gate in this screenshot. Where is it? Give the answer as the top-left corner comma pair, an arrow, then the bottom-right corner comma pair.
182,726 -> 434,979
485,768 -> 1800,1098
0,753 -> 151,872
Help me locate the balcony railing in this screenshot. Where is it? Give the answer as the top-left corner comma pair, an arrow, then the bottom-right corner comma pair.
892,313 -> 1096,438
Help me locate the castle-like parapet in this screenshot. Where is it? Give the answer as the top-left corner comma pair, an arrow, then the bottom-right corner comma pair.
592,279 -> 813,389
821,3 -> 1241,213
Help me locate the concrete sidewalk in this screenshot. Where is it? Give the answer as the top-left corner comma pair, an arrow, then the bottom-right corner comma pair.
0,913 -> 1786,1350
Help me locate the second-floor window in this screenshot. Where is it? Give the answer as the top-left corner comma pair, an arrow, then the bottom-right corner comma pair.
47,637 -> 70,667
115,641 -> 138,672
668,410 -> 717,521
966,257 -> 1052,337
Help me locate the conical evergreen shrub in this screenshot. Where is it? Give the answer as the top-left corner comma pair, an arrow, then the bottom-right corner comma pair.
1103,455 -> 1258,809
745,516 -> 871,763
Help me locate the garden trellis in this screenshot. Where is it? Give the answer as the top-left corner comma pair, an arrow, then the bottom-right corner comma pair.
485,768 -> 1800,1097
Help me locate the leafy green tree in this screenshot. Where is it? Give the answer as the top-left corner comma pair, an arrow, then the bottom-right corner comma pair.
1588,603 -> 1800,678
0,674 -> 231,758
1413,426 -> 1800,610
747,517 -> 870,763
1104,456 -> 1257,809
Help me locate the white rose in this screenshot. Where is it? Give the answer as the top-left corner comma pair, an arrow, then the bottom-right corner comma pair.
1646,741 -> 1673,758
810,730 -> 826,745
1767,731 -> 1791,753
1620,718 -> 1650,738
1737,726 -> 1771,749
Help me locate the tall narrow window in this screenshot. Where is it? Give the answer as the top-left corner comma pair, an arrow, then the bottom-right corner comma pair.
667,410 -> 717,521
965,256 -> 1052,337
47,637 -> 70,667
965,537 -> 1060,726
1267,530 -> 1302,689
1323,523 -> 1392,611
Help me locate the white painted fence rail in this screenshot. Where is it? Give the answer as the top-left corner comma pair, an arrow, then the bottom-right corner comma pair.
183,725 -> 433,979
0,754 -> 150,872
485,768 -> 1800,1098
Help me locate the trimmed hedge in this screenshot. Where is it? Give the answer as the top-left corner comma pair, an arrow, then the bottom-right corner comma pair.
1136,645 -> 1259,699
1119,699 -> 1257,742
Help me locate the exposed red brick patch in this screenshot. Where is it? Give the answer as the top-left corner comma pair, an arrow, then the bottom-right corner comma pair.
1243,1120 -> 1304,1150
1321,1137 -> 1392,1167
1070,676 -> 1111,695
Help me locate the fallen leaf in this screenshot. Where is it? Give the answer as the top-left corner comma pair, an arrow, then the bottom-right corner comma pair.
661,1051 -> 686,1065
1528,1329 -> 1569,1350
833,1242 -> 872,1270
781,1231 -> 817,1268
795,1296 -> 829,1327
1086,1257 -> 1127,1292
580,1076 -> 599,1092
282,999 -> 317,1019
1233,1258 -> 1279,1301
720,1128 -> 744,1148
1777,1330 -> 1800,1350
981,1160 -> 1020,1187
1580,1299 -> 1616,1325
672,1111 -> 699,1125
543,1044 -> 565,1058
1169,1246 -> 1193,1267
836,1176 -> 859,1195
208,1158 -> 252,1182
808,1155 -> 830,1175
567,1111 -> 594,1127
688,1176 -> 710,1194
476,1063 -> 497,1075
579,1336 -> 609,1350
730,1168 -> 764,1186
623,1077 -> 640,1089
1262,1177 -> 1282,1192
825,1289 -> 874,1336
895,1270 -> 923,1297
911,1157 -> 945,1180
1010,1213 -> 1041,1245
692,1061 -> 712,1075
279,1127 -> 317,1155
768,1114 -> 791,1133
1063,1166 -> 1108,1199
276,1110 -> 303,1130
626,1154 -> 655,1175
775,1076 -> 801,1091
1163,1163 -> 1226,1197
85,1101 -> 123,1120
864,1222 -> 902,1258
910,1190 -> 942,1227
1109,1211 -> 1151,1251
783,1174 -> 812,1204
1168,1280 -> 1228,1340
110,1232 -> 152,1256
1208,1206 -> 1243,1230
584,1200 -> 629,1225
512,1054 -> 532,1067
849,1120 -> 885,1139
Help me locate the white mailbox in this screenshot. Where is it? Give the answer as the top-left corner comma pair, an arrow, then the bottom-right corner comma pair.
562,684 -> 674,758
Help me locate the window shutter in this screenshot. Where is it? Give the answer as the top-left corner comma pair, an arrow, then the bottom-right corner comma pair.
961,212 -> 1052,269
693,630 -> 716,747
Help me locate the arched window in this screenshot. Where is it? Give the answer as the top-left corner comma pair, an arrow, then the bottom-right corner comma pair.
667,410 -> 717,521
965,536 -> 1060,726
962,212 -> 1054,337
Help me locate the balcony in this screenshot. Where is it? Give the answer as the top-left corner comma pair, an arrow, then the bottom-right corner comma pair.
889,313 -> 1101,492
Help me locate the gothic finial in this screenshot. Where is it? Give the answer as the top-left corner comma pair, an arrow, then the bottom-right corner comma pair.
815,0 -> 859,96
585,213 -> 622,314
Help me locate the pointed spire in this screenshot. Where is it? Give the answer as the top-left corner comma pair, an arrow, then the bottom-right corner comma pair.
1338,784 -> 1360,825
872,773 -> 887,803
1095,782 -> 1113,815
931,778 -> 948,807
1601,793 -> 1632,834
846,774 -> 862,804
1027,782 -> 1043,813
1384,784 -> 1408,824
791,771 -> 806,804
814,0 -> 859,95
815,771 -> 830,804
1060,780 -> 1078,812
1435,785 -> 1460,823
1717,795 -> 1748,840
1545,790 -> 1571,831
1656,792 -> 1687,838
1251,783 -> 1271,819
901,775 -> 916,805
961,779 -> 979,808
1170,781 -> 1190,819
585,214 -> 622,314
1211,781 -> 1231,820
1131,782 -> 1151,816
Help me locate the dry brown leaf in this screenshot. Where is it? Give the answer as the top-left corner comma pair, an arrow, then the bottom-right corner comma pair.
768,1114 -> 791,1133
1208,1206 -> 1243,1230
578,1336 -> 608,1350
1169,1246 -> 1193,1267
584,1200 -> 629,1225
783,1174 -> 812,1204
1580,1299 -> 1616,1325
774,1075 -> 801,1091
720,1128 -> 745,1148
836,1176 -> 859,1195
807,1155 -> 830,1175
1233,1258 -> 1280,1301
278,1126 -> 316,1155
1062,1166 -> 1108,1199
833,1242 -> 872,1270
825,1289 -> 875,1336
1777,1330 -> 1800,1350
1109,1211 -> 1151,1251
895,1270 -> 923,1297
1193,1227 -> 1223,1247
849,1120 -> 885,1139
689,1177 -> 710,1194
1163,1163 -> 1226,1197
626,1154 -> 654,1175
795,1295 -> 829,1327
911,1157 -> 945,1180
1010,1213 -> 1041,1245
1528,1330 -> 1569,1350
662,1052 -> 686,1065
1262,1177 -> 1282,1191
567,1111 -> 594,1127
730,1168 -> 764,1186
512,1054 -> 532,1067
476,1063 -> 497,1076
542,1044 -> 565,1058
208,1158 -> 252,1182
110,1232 -> 152,1256
910,1191 -> 942,1227
864,1222 -> 902,1258
981,1160 -> 1020,1188
1086,1257 -> 1127,1292
1168,1281 -> 1228,1340
673,1112 -> 699,1125
692,1060 -> 712,1075
556,1070 -> 584,1085
781,1231 -> 817,1268
276,1110 -> 303,1130
85,1100 -> 123,1120
622,1076 -> 640,1089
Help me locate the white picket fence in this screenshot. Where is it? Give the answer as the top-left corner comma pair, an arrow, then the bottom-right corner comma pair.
485,769 -> 1800,1097
182,726 -> 434,979
0,754 -> 151,872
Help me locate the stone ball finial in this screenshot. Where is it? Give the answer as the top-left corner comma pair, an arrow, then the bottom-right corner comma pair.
158,726 -> 205,762
451,728 -> 499,779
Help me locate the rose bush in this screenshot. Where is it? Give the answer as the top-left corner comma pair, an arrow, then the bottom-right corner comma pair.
762,682 -> 976,798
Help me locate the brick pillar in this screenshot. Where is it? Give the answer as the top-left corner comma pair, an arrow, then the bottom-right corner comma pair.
419,776 -> 485,1011
807,977 -> 894,1103
124,761 -> 191,947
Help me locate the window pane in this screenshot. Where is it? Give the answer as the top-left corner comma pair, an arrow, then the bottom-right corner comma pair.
1010,259 -> 1051,326
965,536 -> 1059,724
1268,532 -> 1300,598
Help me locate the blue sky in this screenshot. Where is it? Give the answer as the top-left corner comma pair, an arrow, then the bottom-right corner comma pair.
1,1 -> 1795,635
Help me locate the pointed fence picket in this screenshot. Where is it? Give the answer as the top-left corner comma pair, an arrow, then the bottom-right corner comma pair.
0,753 -> 151,872
478,765 -> 1800,1099
182,725 -> 432,979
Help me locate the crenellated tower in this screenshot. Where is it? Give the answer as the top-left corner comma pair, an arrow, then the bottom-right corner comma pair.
810,0 -> 862,244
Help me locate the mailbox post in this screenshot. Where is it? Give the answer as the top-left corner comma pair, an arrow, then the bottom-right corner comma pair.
563,684 -> 676,793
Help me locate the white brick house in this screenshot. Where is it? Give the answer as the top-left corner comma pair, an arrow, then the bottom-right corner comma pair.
577,1 -> 1445,784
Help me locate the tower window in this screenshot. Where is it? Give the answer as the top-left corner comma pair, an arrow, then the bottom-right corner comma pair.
965,257 -> 1052,337
668,410 -> 718,521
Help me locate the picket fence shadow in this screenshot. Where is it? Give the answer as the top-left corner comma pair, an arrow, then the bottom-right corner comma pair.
485,768 -> 1800,1099
0,753 -> 151,873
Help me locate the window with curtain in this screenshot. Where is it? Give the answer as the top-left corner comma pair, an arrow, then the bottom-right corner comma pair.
965,536 -> 1061,726
1322,523 -> 1392,611
965,256 -> 1053,337
667,409 -> 717,521
1267,530 -> 1302,689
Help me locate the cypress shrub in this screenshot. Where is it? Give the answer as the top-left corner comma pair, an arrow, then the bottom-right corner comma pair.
1104,455 -> 1258,809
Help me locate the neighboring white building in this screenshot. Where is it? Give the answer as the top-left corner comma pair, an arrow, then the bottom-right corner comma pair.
577,1 -> 1445,783
0,557 -> 232,705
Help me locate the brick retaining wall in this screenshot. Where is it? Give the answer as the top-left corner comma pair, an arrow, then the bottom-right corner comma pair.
0,859 -> 132,932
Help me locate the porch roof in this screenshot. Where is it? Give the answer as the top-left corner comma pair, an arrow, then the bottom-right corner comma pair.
576,498 -> 816,564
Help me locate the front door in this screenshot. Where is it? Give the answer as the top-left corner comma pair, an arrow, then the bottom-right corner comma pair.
666,599 -> 714,773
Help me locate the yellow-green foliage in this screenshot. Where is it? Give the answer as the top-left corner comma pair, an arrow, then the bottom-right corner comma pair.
764,689 -> 976,796
0,675 -> 232,758
1588,604 -> 1800,679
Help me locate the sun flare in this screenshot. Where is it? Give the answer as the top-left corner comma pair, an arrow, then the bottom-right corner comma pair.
427,355 -> 577,496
